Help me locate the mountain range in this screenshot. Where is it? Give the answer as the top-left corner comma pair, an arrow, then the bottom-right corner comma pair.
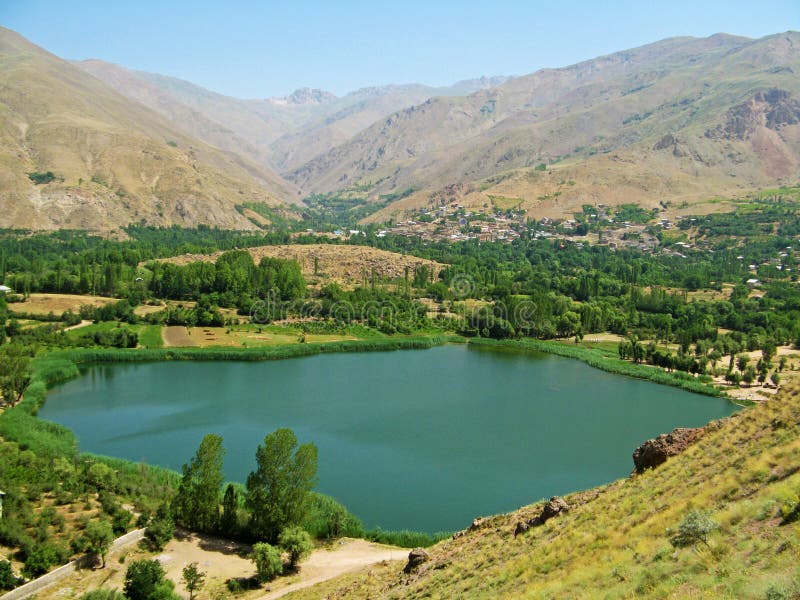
1,26 -> 798,231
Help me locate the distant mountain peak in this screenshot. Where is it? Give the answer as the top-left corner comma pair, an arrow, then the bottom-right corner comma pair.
271,87 -> 338,106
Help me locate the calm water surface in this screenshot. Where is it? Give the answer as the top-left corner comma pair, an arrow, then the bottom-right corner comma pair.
40,345 -> 735,532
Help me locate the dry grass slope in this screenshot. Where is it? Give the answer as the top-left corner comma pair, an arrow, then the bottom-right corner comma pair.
288,382 -> 800,599
0,27 -> 294,231
154,244 -> 444,286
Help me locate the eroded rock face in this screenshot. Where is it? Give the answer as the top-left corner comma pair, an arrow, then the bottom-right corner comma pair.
706,89 -> 800,140
632,427 -> 705,473
404,548 -> 430,573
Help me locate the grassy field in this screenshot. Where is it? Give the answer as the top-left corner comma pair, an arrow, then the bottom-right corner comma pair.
287,381 -> 800,599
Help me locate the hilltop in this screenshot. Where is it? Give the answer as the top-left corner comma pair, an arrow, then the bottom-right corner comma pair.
285,381 -> 800,598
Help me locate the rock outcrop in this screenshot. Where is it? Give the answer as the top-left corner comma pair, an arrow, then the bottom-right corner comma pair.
540,496 -> 570,523
404,548 -> 430,573
632,427 -> 705,473
514,496 -> 569,538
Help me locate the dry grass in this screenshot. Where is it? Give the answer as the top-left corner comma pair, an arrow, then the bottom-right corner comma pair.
11,293 -> 114,316
161,325 -> 356,348
152,245 -> 444,287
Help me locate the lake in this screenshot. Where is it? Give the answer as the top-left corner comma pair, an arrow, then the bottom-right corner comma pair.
40,344 -> 735,532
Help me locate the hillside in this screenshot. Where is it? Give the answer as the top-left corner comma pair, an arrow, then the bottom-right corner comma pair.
76,60 -> 509,174
288,32 -> 800,222
286,382 -> 800,599
0,27 -> 295,231
153,243 -> 444,286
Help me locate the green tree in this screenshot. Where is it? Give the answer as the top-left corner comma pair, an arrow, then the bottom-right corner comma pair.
145,504 -> 175,551
246,428 -> 318,543
669,510 -> 717,548
278,526 -> 313,569
736,354 -> 750,373
220,483 -> 239,537
85,520 -> 114,568
0,560 -> 18,590
123,560 -> 168,600
181,563 -> 205,600
23,543 -> 61,578
174,434 -> 225,533
0,346 -> 31,406
251,542 -> 283,582
771,371 -> 781,387
742,365 -> 757,386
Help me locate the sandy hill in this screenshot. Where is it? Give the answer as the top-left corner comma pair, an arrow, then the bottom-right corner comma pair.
287,32 -> 800,221
287,380 -> 800,598
0,27 -> 295,231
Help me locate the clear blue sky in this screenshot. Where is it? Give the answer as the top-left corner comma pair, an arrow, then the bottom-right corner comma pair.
2,0 -> 798,98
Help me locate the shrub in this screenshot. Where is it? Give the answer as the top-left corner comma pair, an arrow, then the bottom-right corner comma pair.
81,589 -> 127,600
669,510 -> 718,548
251,542 -> 283,582
0,560 -> 20,590
23,542 -> 65,577
145,505 -> 175,551
278,526 -> 313,568
123,559 -> 167,600
28,171 -> 56,185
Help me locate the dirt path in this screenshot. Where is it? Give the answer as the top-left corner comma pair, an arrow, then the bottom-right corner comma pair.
256,539 -> 402,600
62,319 -> 92,332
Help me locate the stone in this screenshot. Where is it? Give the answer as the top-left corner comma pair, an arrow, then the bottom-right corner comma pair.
632,427 -> 705,473
539,496 -> 569,523
404,548 -> 430,573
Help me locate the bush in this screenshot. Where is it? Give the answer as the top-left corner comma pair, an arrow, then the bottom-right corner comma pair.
145,505 -> 175,551
28,171 -> 56,185
0,560 -> 20,590
669,510 -> 718,548
23,542 -> 65,577
303,492 -> 363,539
123,559 -> 167,600
278,526 -> 313,568
81,589 -> 127,600
251,542 -> 283,582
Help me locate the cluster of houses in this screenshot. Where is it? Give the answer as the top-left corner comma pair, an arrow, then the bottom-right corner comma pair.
376,204 -> 525,243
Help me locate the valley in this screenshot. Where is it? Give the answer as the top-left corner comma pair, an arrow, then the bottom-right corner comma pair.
0,16 -> 799,600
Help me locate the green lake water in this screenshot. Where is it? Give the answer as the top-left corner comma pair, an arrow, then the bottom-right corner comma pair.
40,345 -> 735,532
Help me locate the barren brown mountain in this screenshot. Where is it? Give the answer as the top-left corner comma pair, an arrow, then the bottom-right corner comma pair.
0,27 -> 296,231
76,59 -> 509,175
287,32 -> 800,221
3,28 -> 799,232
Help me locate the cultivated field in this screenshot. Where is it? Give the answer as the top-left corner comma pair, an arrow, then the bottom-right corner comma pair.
9,293 -> 114,315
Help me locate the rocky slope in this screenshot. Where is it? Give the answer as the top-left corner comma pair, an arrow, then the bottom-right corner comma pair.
0,27 -> 295,231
